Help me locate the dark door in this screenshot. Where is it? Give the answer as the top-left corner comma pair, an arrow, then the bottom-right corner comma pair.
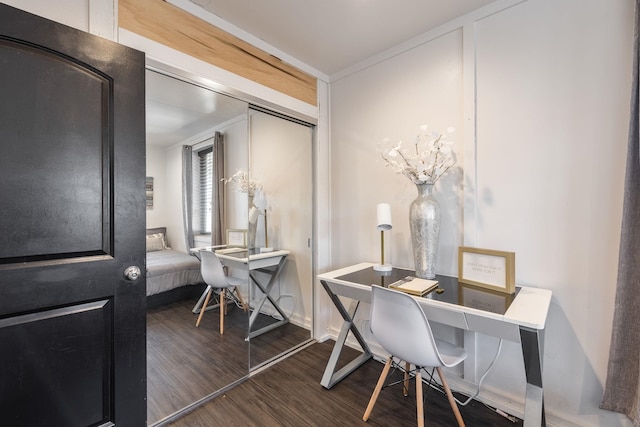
0,4 -> 146,426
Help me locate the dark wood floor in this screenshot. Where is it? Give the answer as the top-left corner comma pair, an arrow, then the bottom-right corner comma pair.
147,296 -> 311,425
166,340 -> 524,427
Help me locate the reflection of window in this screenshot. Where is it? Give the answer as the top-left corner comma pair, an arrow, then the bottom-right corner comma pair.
196,147 -> 212,235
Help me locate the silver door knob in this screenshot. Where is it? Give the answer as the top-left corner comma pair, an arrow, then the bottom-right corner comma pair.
124,266 -> 141,281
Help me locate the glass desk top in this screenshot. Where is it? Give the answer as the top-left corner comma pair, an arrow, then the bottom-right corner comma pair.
336,266 -> 519,315
215,248 -> 287,259
218,248 -> 258,259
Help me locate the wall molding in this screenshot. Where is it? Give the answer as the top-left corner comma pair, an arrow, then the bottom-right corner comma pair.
330,0 -> 525,83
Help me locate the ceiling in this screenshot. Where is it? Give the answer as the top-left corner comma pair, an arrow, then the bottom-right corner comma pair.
187,0 -> 499,76
146,70 -> 247,147
147,1 -> 499,146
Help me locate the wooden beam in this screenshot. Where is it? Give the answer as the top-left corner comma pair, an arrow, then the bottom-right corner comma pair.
119,0 -> 317,106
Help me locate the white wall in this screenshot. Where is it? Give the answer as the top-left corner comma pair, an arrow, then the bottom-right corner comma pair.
161,117 -> 249,254
4,0 -> 116,40
223,119 -> 250,232
331,25 -> 465,275
4,0 -> 89,32
145,145 -> 170,229
163,144 -> 184,252
250,110 -> 314,329
330,0 -> 633,426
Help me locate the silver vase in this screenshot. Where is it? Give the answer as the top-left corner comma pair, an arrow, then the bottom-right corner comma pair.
410,183 -> 440,279
248,196 -> 257,248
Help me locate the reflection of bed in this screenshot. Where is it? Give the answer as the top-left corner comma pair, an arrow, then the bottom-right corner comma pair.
146,227 -> 204,307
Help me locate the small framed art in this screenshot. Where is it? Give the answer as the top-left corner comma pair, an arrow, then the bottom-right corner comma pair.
146,176 -> 154,209
458,246 -> 515,294
226,229 -> 247,248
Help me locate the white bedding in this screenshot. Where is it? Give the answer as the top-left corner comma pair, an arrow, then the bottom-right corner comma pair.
146,249 -> 203,296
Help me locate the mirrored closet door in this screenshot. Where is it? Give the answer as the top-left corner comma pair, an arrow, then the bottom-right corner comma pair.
144,67 -> 316,425
145,68 -> 250,425
246,109 -> 314,369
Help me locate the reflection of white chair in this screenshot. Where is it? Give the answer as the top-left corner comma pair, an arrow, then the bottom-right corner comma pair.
363,285 -> 467,427
195,250 -> 247,334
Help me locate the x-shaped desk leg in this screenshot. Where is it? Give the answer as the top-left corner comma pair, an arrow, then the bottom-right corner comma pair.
247,256 -> 289,339
320,280 -> 373,389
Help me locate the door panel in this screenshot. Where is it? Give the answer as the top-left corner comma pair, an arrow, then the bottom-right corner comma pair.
0,4 -> 146,426
0,300 -> 113,426
0,38 -> 109,261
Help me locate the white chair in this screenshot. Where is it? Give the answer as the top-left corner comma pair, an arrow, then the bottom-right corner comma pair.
363,285 -> 467,427
195,250 -> 247,334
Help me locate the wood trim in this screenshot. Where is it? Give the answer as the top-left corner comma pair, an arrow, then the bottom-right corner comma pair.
119,0 -> 317,106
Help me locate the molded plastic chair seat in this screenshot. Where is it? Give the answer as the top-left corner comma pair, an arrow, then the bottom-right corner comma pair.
433,339 -> 467,367
195,249 -> 247,334
363,285 -> 467,427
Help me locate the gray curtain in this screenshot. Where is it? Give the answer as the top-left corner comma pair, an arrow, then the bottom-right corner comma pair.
211,131 -> 225,246
182,145 -> 195,251
601,1 -> 640,423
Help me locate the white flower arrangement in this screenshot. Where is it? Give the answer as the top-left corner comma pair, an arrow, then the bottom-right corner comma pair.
221,169 -> 262,197
378,125 -> 456,185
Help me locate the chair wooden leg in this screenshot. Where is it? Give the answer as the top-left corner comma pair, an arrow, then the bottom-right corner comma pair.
195,287 -> 212,327
363,357 -> 393,421
404,361 -> 410,397
416,370 -> 424,427
219,289 -> 225,334
436,367 -> 465,427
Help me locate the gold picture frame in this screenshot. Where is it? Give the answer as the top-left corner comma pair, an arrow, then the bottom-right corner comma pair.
458,246 -> 515,294
226,229 -> 247,248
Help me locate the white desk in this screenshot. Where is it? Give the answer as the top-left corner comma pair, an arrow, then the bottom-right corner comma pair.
318,262 -> 552,427
215,249 -> 290,339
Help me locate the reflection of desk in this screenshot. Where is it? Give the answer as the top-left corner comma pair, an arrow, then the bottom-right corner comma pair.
216,249 -> 290,339
318,262 -> 552,427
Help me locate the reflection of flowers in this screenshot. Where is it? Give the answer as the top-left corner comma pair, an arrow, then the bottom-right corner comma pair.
378,125 -> 456,185
221,169 -> 262,197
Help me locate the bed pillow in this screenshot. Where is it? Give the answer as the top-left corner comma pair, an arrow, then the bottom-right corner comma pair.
146,233 -> 167,252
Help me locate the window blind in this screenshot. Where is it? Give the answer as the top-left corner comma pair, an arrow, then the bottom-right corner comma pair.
197,147 -> 213,234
